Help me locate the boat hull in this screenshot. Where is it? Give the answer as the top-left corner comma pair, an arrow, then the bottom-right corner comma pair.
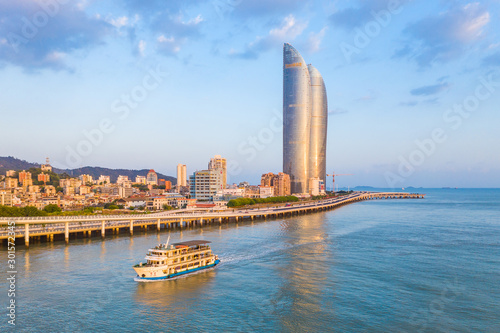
135,259 -> 220,282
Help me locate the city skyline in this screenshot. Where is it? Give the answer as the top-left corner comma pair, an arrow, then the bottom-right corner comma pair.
1,1 -> 500,187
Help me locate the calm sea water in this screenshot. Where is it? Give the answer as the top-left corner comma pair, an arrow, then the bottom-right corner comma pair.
1,189 -> 499,332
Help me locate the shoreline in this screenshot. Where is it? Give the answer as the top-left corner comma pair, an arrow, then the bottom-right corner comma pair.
0,192 -> 425,248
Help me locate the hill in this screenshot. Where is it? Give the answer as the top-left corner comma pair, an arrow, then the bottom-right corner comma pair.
0,156 -> 176,185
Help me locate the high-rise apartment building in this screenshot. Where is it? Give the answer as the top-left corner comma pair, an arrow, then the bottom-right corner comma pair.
18,170 -> 32,187
177,164 -> 187,187
208,155 -> 227,189
273,172 -> 291,196
260,172 -> 275,187
260,172 -> 291,197
189,168 -> 224,201
283,43 -> 328,194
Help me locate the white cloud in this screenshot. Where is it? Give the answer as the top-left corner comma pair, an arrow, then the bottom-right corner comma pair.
304,27 -> 327,53
230,14 -> 308,59
268,15 -> 307,40
108,16 -> 129,28
395,2 -> 491,67
157,35 -> 181,54
138,40 -> 146,56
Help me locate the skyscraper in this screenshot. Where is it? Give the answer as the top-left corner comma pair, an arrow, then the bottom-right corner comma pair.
177,164 -> 187,187
283,43 -> 312,194
283,43 -> 328,194
308,64 -> 328,184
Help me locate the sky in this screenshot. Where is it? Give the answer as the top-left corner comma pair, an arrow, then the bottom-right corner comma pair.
1,0 -> 499,188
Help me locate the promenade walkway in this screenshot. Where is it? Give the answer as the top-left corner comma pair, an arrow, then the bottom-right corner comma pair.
0,192 -> 424,247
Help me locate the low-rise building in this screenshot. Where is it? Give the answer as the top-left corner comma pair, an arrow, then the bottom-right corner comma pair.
64,186 -> 75,196
78,185 -> 91,195
5,177 -> 18,189
38,173 -> 50,183
135,176 -> 146,184
124,197 -> 147,209
118,186 -> 134,198
98,175 -> 111,184
308,177 -> 325,196
146,170 -> 158,185
44,185 -> 56,196
0,191 -> 13,206
79,174 -> 93,184
28,185 -> 40,193
259,186 -> 274,198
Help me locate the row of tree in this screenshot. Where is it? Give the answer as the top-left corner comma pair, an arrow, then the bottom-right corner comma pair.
227,196 -> 299,208
0,204 -> 61,217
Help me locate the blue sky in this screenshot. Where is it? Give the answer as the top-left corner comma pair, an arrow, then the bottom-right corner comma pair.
1,0 -> 499,188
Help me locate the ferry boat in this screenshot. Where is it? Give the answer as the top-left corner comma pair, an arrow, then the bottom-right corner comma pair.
133,239 -> 220,281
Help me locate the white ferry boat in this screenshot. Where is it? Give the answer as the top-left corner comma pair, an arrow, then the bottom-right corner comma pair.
133,239 -> 220,281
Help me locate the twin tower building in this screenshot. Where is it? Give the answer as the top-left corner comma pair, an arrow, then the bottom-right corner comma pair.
283,43 -> 328,195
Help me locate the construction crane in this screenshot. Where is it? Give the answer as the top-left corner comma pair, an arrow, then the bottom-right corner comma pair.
326,172 -> 353,192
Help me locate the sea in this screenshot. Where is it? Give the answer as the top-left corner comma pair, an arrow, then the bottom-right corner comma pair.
1,188 -> 499,332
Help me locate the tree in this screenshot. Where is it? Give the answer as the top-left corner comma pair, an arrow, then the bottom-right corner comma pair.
21,206 -> 47,217
162,204 -> 174,211
43,204 -> 62,213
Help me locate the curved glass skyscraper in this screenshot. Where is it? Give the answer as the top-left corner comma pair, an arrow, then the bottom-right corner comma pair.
283,43 -> 328,194
283,43 -> 312,194
308,64 -> 328,184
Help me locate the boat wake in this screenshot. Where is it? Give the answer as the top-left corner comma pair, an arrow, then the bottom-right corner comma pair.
134,266 -> 218,282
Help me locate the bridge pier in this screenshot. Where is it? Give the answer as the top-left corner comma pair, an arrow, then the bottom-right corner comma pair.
157,219 -> 161,231
130,220 -> 133,235
24,224 -> 29,248
101,221 -> 105,238
65,222 -> 69,244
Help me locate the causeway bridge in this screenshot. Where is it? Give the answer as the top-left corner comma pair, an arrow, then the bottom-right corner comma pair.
0,192 -> 424,248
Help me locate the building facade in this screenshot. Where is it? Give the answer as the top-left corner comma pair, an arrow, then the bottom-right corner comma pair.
283,43 -> 328,194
